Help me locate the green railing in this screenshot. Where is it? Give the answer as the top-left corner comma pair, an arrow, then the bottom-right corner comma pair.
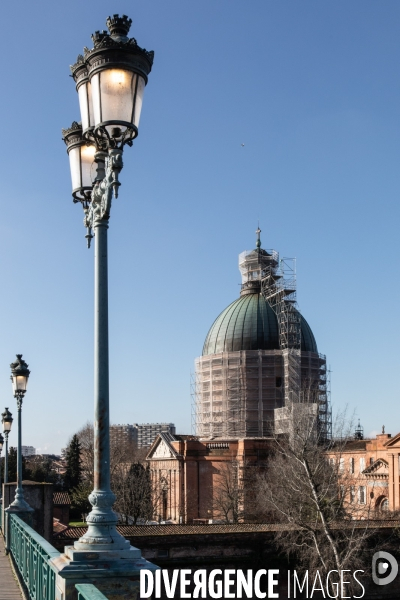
7,513 -> 110,600
76,584 -> 108,600
8,513 -> 60,600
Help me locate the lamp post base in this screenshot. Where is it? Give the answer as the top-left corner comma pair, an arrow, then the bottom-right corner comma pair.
67,533 -> 141,561
5,498 -> 34,513
51,550 -> 158,600
71,491 -> 139,559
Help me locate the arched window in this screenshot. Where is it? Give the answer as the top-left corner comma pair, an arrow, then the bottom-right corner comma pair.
375,495 -> 389,512
380,498 -> 389,511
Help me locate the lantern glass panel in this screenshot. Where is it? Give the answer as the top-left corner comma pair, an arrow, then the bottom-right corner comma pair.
2,419 -> 11,433
78,81 -> 94,132
133,75 -> 145,127
91,72 -> 101,125
68,145 -> 95,192
91,70 -> 145,131
80,145 -> 96,187
68,146 -> 83,192
12,374 -> 28,394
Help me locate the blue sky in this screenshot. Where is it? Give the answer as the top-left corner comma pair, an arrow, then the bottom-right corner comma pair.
0,1 -> 399,454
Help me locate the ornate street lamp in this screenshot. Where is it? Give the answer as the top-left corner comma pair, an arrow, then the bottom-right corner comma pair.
0,433 -> 3,497
1,408 -> 13,488
5,355 -> 33,516
62,15 -> 153,560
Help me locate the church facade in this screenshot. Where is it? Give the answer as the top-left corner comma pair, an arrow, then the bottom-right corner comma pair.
147,432 -> 272,523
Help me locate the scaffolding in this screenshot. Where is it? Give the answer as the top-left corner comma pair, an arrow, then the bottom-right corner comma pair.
193,238 -> 331,440
192,349 -> 283,438
192,353 -> 246,438
238,246 -> 301,408
259,253 -> 301,407
252,245 -> 331,439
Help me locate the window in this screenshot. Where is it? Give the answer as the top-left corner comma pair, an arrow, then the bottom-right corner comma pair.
359,457 -> 365,472
370,457 -> 374,465
329,457 -> 335,466
381,499 -> 389,512
358,486 -> 366,505
350,486 -> 355,503
350,458 -> 355,474
339,458 -> 345,472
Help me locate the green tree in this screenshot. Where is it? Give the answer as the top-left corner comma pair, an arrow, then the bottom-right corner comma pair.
64,434 -> 82,490
7,447 -> 29,482
27,456 -> 60,486
70,482 -> 92,520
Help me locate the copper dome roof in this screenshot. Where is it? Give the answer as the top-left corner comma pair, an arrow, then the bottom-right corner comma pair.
202,293 -> 317,356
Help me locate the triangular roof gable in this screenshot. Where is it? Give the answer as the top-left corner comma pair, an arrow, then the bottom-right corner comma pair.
146,433 -> 179,461
363,458 -> 388,475
384,433 -> 400,448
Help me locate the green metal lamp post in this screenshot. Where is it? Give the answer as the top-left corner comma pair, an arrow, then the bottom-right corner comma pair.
1,408 -> 12,532
1,408 -> 13,489
0,433 -> 3,498
5,355 -> 33,517
62,15 -> 153,560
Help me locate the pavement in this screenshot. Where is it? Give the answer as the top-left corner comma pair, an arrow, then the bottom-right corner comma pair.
0,537 -> 23,599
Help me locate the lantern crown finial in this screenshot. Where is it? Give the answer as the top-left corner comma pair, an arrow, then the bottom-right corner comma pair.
62,121 -> 82,145
106,14 -> 132,39
10,354 -> 30,376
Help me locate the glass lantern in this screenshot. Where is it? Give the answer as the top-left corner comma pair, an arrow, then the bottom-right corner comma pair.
10,354 -> 30,396
2,408 -> 13,433
71,58 -> 95,135
82,14 -> 154,145
62,122 -> 96,201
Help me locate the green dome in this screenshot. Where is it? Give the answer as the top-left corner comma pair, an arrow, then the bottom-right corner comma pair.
203,293 -> 318,356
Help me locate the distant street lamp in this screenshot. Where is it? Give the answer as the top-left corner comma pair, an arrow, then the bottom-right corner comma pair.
1,407 -> 13,488
5,355 -> 33,516
0,433 -> 3,497
62,15 -> 153,558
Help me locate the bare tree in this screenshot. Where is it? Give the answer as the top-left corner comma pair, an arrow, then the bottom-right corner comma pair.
256,405 -> 377,592
75,422 -> 147,484
210,460 -> 259,523
74,422 -> 152,523
76,422 -> 94,485
211,460 -> 243,523
112,461 -> 153,524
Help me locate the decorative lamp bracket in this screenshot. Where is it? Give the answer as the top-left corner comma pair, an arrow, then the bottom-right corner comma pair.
83,148 -> 123,247
15,391 -> 24,411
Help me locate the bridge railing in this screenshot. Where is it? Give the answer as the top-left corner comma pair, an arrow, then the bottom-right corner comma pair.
7,513 -> 109,600
7,512 -> 60,600
76,584 -> 109,600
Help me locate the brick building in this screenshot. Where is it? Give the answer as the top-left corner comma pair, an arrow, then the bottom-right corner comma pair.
147,428 -> 400,523
147,432 -> 271,523
327,428 -> 400,513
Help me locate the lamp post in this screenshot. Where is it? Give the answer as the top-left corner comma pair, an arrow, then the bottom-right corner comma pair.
62,15 -> 153,559
0,433 -> 3,498
1,408 -> 12,532
5,355 -> 33,516
1,408 -> 13,489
